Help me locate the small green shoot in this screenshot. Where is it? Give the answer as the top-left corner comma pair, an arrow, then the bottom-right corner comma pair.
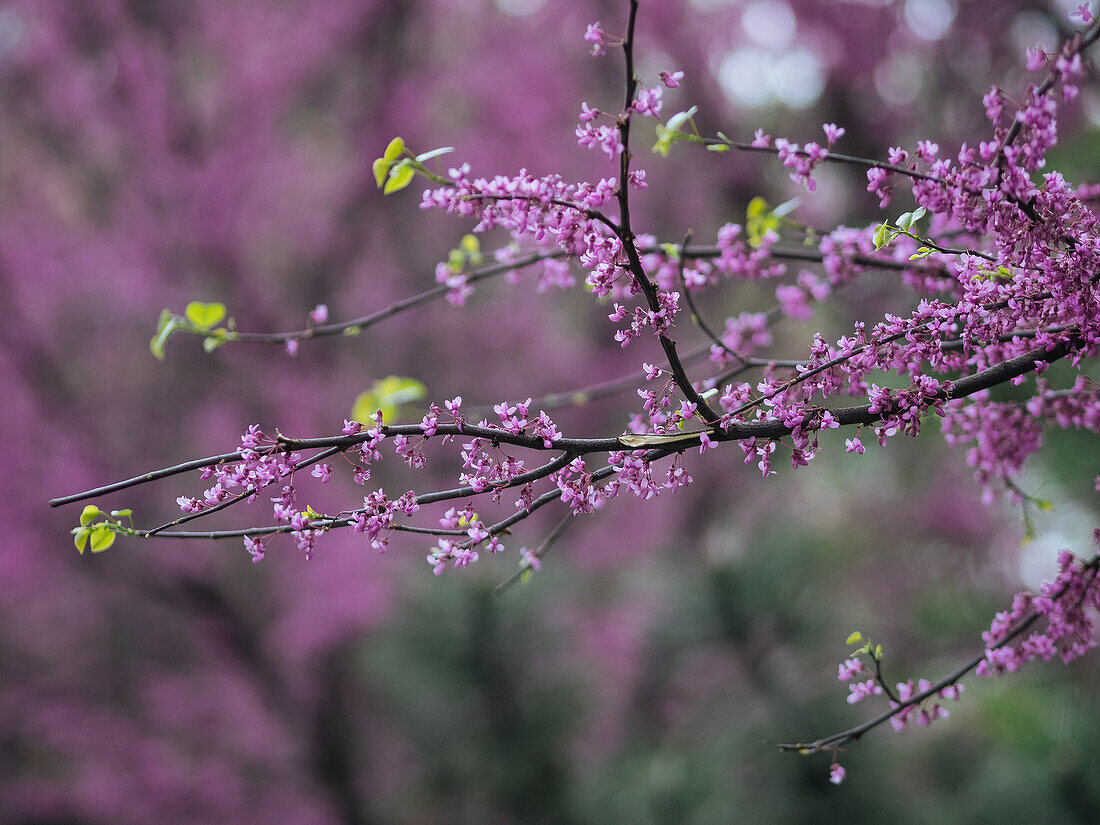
150,303 -> 238,360
653,106 -> 700,157
73,506 -> 135,555
373,136 -> 453,193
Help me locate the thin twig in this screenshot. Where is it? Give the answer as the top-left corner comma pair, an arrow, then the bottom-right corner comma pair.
776,556 -> 1100,753
494,513 -> 575,595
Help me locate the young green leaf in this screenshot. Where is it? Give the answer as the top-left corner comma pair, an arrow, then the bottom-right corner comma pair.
74,528 -> 89,554
88,524 -> 115,553
185,301 -> 227,330
746,196 -> 781,247
746,196 -> 769,220
460,233 -> 482,265
80,505 -> 100,527
846,631 -> 863,645
653,106 -> 699,157
653,125 -> 675,157
150,310 -> 178,361
383,161 -> 415,194
372,157 -> 391,188
203,332 -> 228,353
383,136 -> 405,162
872,223 -> 891,250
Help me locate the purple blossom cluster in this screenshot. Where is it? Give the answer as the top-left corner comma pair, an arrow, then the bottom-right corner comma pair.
176,425 -> 299,515
351,489 -> 420,554
156,11 -> 1100,612
54,5 -> 1100,797
978,550 -> 1100,675
838,655 -> 964,727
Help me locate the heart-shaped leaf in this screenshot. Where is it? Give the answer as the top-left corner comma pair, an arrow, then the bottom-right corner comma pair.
185,301 -> 227,330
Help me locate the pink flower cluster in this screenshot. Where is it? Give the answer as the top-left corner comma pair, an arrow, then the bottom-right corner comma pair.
978,550 -> 1100,675
351,489 -> 420,554
888,680 -> 963,731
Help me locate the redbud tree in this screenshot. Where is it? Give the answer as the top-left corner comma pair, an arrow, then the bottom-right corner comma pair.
49,0 -> 1100,788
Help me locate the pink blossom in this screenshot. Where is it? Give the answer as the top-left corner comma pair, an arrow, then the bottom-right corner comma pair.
584,21 -> 606,57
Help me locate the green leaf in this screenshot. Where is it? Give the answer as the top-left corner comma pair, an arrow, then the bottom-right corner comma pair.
185,301 -> 227,330
80,505 -> 101,527
896,211 -> 914,231
874,644 -> 883,659
150,310 -> 177,361
872,223 -> 891,250
846,631 -> 863,645
110,509 -> 133,518
383,136 -> 405,162
372,157 -> 391,188
653,106 -> 699,157
351,375 -> 428,425
383,161 -> 415,194
154,307 -> 173,333
415,146 -> 454,163
653,124 -> 675,157
203,332 -> 227,353
746,196 -> 781,247
909,246 -> 933,260
911,206 -> 927,222
89,524 -> 115,553
460,233 -> 482,265
706,143 -> 730,152
1035,498 -> 1053,512
746,196 -> 769,220
74,528 -> 89,554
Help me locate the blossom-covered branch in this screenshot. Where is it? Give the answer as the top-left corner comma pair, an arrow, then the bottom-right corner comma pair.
777,551 -> 1100,784
52,0 -> 1100,785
